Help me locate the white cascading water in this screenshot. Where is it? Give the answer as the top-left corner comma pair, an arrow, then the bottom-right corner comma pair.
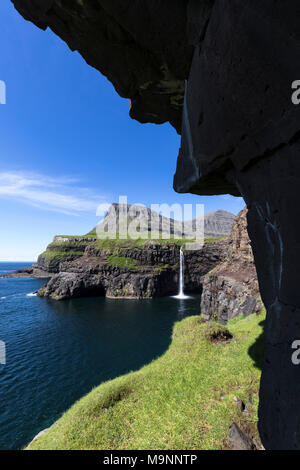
174,248 -> 190,299
178,248 -> 184,297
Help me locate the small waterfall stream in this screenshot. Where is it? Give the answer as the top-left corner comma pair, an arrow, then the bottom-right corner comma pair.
174,248 -> 190,300
178,248 -> 184,297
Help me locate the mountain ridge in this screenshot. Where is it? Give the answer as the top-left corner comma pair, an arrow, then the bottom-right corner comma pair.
93,204 -> 236,239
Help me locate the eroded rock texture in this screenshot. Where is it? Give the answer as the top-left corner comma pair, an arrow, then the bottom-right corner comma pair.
12,0 -> 300,450
201,208 -> 261,324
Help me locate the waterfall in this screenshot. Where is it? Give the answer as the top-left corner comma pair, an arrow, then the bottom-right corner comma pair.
178,248 -> 184,297
174,248 -> 190,299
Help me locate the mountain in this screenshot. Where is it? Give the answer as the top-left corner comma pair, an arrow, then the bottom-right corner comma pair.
184,210 -> 236,238
94,204 -> 236,239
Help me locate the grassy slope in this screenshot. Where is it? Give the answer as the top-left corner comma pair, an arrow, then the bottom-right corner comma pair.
40,250 -> 85,260
41,237 -> 223,262
107,255 -> 139,269
27,310 -> 265,450
93,237 -> 196,251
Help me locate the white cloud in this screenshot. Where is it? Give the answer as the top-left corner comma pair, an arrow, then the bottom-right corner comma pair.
0,171 -> 109,215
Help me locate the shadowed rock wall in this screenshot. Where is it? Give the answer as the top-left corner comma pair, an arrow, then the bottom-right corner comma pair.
201,208 -> 261,324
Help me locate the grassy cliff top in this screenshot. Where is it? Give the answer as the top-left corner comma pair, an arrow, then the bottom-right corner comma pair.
27,310 -> 265,450
50,235 -> 225,250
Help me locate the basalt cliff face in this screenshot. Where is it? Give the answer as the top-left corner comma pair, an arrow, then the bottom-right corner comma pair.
2,203 -> 232,299
12,0 -> 300,449
36,238 -> 226,301
201,208 -> 261,324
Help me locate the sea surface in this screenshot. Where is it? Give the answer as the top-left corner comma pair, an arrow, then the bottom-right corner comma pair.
0,262 -> 200,450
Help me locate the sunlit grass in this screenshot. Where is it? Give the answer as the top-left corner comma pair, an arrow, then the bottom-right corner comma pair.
27,310 -> 265,450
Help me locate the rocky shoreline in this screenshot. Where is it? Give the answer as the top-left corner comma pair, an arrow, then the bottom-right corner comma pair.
1,265 -> 52,279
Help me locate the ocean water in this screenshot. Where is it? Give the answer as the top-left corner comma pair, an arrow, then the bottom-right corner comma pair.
0,262 -> 200,450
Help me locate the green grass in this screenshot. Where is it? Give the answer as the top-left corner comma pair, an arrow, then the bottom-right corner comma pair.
107,256 -> 139,269
94,236 -> 196,251
204,236 -> 227,243
27,310 -> 265,450
40,250 -> 84,260
48,241 -> 91,249
46,234 -> 224,257
55,234 -> 97,239
91,236 -> 223,257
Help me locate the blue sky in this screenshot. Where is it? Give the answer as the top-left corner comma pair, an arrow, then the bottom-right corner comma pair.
0,1 -> 244,261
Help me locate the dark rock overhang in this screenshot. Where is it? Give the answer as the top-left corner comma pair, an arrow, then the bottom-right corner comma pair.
11,1 -> 300,198
12,1 -> 213,134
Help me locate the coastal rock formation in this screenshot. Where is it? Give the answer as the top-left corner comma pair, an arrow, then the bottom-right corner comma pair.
0,265 -> 52,279
201,208 -> 261,324
12,0 -> 300,449
38,263 -> 173,300
2,203 -> 230,299
37,238 -> 226,300
37,237 -> 97,273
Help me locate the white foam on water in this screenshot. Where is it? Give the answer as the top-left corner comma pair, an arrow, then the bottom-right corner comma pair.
172,293 -> 191,300
27,293 -> 37,297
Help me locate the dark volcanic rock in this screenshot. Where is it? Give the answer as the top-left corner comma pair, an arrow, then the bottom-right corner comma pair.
38,272 -> 106,300
36,237 -> 92,273
12,0 -> 211,133
174,1 -> 300,195
174,2 -> 299,449
201,208 -> 261,324
37,252 -> 82,274
38,266 -> 175,301
0,265 -> 52,279
228,146 -> 300,450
